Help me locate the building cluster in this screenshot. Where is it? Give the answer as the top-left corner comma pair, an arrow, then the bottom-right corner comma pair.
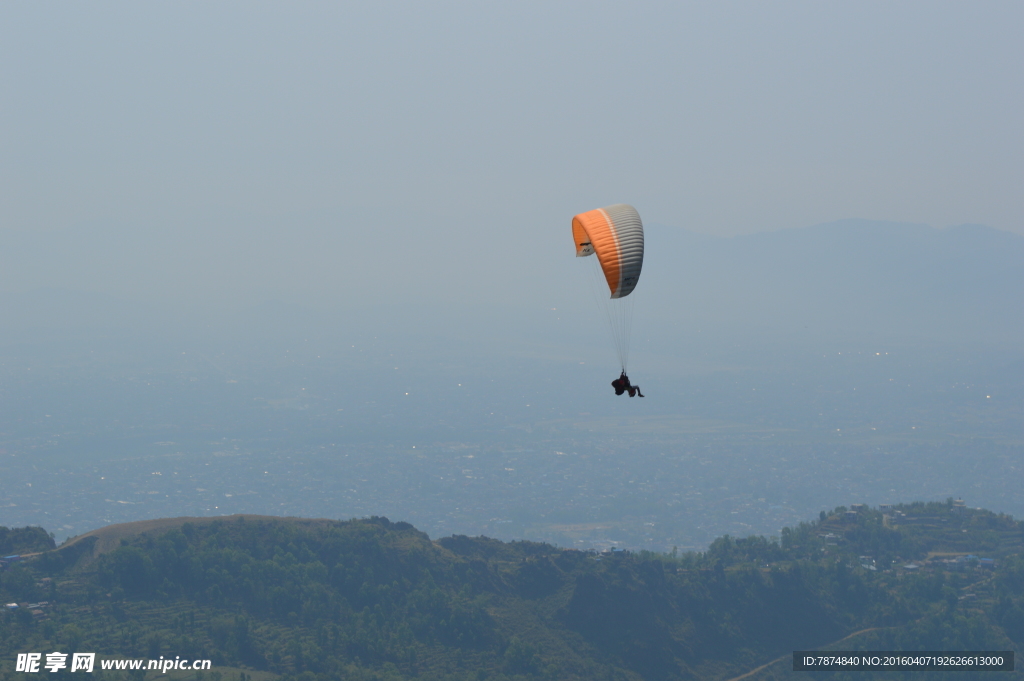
3,600 -> 50,620
3,556 -> 52,620
931,554 -> 996,571
821,500 -> 1002,576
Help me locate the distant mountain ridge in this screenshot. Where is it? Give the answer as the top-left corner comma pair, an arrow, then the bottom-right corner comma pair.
641,219 -> 1024,344
4,220 -> 1020,351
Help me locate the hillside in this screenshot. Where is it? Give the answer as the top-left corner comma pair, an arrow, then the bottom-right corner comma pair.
1,501 -> 1023,680
0,526 -> 54,556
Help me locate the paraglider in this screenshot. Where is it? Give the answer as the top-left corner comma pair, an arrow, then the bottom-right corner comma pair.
571,204 -> 645,396
611,371 -> 644,398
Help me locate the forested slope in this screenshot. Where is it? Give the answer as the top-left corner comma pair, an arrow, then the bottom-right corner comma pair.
1,501 -> 1022,680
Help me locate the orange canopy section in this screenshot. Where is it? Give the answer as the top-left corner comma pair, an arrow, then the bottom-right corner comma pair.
571,204 -> 644,298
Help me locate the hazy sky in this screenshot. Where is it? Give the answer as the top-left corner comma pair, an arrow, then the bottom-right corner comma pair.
2,2 -> 1021,310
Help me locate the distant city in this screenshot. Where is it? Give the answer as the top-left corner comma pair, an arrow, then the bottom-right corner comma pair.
2,329 -> 1019,551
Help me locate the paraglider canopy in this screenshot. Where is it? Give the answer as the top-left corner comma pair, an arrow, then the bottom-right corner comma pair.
572,204 -> 644,299
572,204 -> 644,371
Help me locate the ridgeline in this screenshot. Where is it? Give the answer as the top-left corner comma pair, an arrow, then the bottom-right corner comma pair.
2,500 -> 1022,680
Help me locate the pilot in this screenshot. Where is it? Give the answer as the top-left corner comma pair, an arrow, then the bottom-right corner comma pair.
611,372 -> 643,398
